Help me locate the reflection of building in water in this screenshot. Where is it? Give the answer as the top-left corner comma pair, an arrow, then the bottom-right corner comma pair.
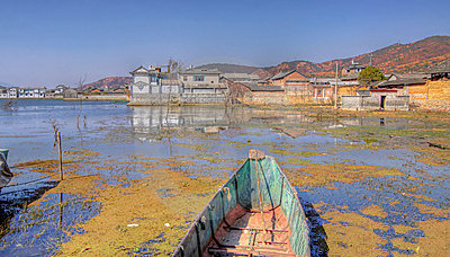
130,106 -> 231,136
131,106 -> 360,139
131,106 -> 184,134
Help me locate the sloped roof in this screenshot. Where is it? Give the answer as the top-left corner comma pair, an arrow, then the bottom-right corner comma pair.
270,70 -> 306,80
391,72 -> 429,80
222,73 -> 260,81
340,73 -> 360,81
344,63 -> 366,70
179,69 -> 221,75
377,78 -> 426,87
130,66 -> 150,75
239,82 -> 284,92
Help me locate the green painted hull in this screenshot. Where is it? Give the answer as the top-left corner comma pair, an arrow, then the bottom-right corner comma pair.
172,152 -> 310,256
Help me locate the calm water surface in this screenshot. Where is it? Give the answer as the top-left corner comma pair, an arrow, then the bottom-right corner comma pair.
0,99 -> 448,256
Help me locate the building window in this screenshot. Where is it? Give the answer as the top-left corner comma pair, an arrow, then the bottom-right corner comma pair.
193,75 -> 205,82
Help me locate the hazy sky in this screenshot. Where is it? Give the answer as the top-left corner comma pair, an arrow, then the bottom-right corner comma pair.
0,0 -> 449,87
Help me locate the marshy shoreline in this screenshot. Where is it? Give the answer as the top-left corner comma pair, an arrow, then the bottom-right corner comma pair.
0,99 -> 448,256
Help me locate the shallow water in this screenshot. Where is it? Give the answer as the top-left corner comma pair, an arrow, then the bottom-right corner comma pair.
0,99 -> 448,256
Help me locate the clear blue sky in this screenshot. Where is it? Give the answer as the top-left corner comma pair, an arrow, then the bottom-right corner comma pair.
0,0 -> 449,87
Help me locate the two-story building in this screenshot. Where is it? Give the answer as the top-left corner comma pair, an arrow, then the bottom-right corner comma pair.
129,65 -> 182,104
129,65 -> 228,105
18,87 -> 46,98
8,88 -> 18,98
179,69 -> 226,94
178,68 -> 228,104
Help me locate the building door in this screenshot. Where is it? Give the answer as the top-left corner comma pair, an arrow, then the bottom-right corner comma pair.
380,95 -> 386,109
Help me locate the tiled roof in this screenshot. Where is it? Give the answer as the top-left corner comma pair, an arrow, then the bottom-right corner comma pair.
377,78 -> 426,87
240,82 -> 284,92
270,70 -> 304,80
344,63 -> 366,70
179,69 -> 221,75
340,73 -> 360,81
222,73 -> 260,81
390,73 -> 429,80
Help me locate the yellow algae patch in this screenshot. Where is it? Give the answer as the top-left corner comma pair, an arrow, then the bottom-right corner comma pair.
414,202 -> 449,217
418,157 -> 448,166
403,193 -> 437,202
56,166 -> 224,256
12,159 -> 60,169
11,159 -> 82,178
360,205 -> 388,218
285,162 -> 404,187
417,147 -> 450,167
322,209 -> 389,256
50,175 -> 105,195
64,149 -> 101,157
414,219 -> 450,256
174,142 -> 208,152
391,238 -> 418,256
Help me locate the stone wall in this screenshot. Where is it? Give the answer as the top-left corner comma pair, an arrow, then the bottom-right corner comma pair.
341,95 -> 409,111
409,80 -> 449,111
237,92 -> 287,105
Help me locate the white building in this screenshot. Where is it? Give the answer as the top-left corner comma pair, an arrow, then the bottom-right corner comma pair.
8,88 -> 18,98
18,87 -> 46,98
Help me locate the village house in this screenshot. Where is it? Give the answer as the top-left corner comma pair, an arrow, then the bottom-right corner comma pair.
128,65 -> 227,105
8,87 -> 18,98
309,78 -> 334,104
179,69 -> 227,104
63,88 -> 79,99
341,60 -> 366,76
224,77 -> 285,105
0,87 -> 8,98
260,70 -> 313,104
55,85 -> 69,96
269,70 -> 309,88
18,87 -> 46,98
374,73 -> 428,101
129,65 -> 180,104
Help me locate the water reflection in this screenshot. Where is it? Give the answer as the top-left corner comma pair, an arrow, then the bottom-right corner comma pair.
0,100 -> 447,256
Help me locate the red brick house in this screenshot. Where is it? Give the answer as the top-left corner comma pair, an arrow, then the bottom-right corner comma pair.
269,70 -> 309,88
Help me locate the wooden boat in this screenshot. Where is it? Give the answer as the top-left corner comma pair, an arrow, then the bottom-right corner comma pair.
0,149 -> 13,191
172,149 -> 310,257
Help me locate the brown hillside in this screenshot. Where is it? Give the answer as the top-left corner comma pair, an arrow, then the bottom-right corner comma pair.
82,76 -> 132,90
252,36 -> 450,78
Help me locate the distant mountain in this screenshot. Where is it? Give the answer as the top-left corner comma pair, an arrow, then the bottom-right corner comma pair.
82,76 -> 132,90
199,35 -> 450,78
0,81 -> 14,88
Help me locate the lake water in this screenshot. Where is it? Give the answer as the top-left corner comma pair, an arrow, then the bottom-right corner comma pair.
0,99 -> 448,256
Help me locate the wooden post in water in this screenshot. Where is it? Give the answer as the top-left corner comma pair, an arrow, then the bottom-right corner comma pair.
334,62 -> 338,109
57,132 -> 63,180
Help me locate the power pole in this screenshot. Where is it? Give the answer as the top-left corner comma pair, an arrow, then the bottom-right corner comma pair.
334,62 -> 338,109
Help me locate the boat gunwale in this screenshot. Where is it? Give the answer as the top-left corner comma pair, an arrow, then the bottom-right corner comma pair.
171,154 -> 310,257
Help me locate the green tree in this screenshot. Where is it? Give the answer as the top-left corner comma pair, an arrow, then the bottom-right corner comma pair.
358,66 -> 386,87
